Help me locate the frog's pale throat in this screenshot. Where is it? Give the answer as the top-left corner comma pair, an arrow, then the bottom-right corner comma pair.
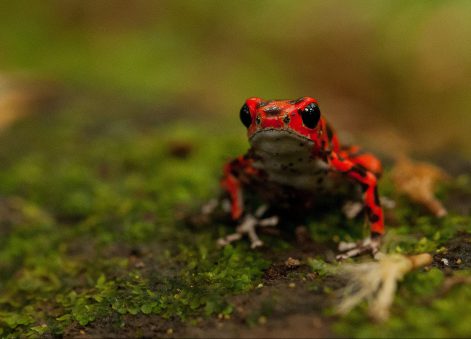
250,129 -> 331,191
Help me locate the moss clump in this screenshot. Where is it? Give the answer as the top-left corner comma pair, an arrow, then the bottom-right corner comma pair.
0,96 -> 266,336
307,258 -> 332,278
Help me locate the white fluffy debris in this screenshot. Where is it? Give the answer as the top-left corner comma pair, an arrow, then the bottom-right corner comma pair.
336,253 -> 432,322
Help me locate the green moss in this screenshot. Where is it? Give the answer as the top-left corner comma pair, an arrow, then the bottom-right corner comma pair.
165,243 -> 269,319
307,258 -> 333,278
0,95 -> 470,336
0,100 -> 270,335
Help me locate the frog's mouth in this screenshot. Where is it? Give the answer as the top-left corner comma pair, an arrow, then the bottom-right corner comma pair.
249,128 -> 314,155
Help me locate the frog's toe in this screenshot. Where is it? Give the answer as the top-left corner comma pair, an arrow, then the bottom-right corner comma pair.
201,198 -> 219,215
342,201 -> 363,219
217,211 -> 279,249
217,233 -> 242,247
336,236 -> 382,261
258,215 -> 279,227
250,239 -> 264,249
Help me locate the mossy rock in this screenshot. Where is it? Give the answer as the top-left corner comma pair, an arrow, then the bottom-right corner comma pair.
0,94 -> 470,337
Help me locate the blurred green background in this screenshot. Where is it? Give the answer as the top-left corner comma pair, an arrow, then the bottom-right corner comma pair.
1,0 -> 471,154
1,2 -> 471,336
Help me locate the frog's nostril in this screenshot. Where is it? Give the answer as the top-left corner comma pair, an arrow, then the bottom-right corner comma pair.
258,101 -> 269,108
264,106 -> 281,116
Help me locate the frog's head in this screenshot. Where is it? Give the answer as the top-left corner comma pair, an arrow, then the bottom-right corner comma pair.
240,97 -> 327,152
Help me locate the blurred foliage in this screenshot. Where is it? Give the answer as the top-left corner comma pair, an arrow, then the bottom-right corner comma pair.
1,0 -> 471,154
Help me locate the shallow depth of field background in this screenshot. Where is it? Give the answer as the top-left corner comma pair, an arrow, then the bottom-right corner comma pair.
1,1 -> 471,337
1,0 -> 471,156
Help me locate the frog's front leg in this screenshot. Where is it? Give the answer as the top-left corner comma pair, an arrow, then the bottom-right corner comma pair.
328,152 -> 384,259
219,156 -> 278,248
221,155 -> 254,220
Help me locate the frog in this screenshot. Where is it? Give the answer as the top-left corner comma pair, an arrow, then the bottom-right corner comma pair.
217,97 -> 385,259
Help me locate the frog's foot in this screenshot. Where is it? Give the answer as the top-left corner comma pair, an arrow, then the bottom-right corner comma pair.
336,236 -> 382,261
217,206 -> 279,249
342,201 -> 363,219
342,197 -> 395,220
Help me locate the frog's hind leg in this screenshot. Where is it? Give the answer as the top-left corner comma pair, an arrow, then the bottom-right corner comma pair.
217,205 -> 279,249
340,146 -> 383,178
329,152 -> 385,260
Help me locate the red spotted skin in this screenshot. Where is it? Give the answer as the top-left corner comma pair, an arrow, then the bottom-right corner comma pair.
221,97 -> 384,237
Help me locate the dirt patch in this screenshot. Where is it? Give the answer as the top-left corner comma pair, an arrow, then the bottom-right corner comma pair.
180,313 -> 331,339
179,280 -> 333,338
177,237 -> 339,338
64,314 -> 178,338
433,232 -> 471,270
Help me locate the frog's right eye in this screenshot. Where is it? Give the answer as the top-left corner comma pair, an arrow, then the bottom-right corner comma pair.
240,103 -> 252,128
299,102 -> 321,129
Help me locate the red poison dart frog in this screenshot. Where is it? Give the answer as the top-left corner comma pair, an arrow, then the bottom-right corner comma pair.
219,97 -> 384,259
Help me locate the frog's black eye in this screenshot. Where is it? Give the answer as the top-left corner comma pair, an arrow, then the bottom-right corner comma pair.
240,103 -> 252,128
299,103 -> 321,129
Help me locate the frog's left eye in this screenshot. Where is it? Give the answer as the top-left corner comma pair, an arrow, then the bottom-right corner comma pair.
299,103 -> 321,129
240,103 -> 252,128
